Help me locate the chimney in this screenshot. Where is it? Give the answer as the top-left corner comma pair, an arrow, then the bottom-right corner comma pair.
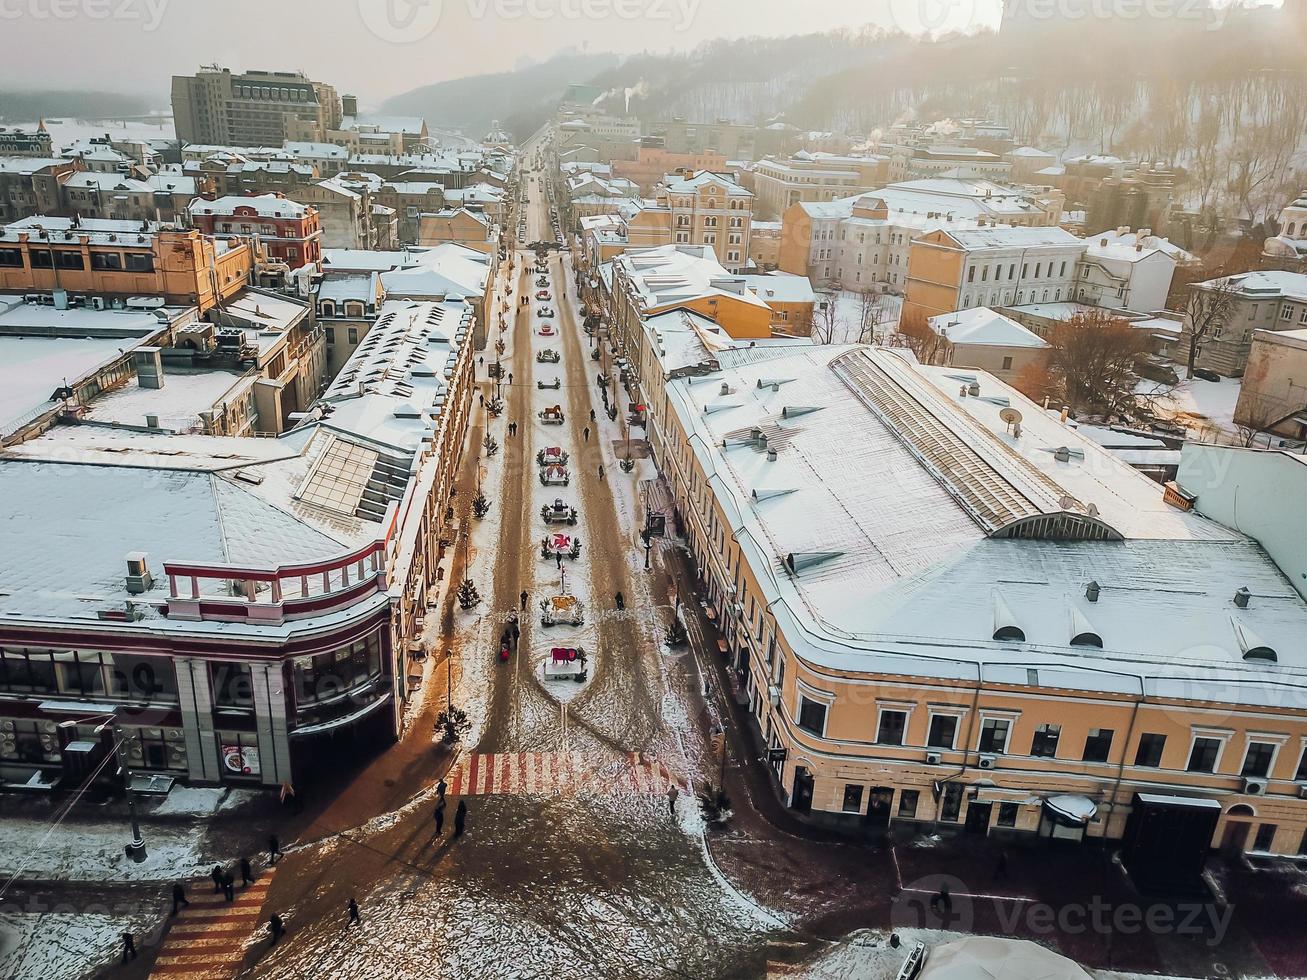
1234,587 -> 1252,609
1085,581 -> 1101,603
134,346 -> 165,389
766,448 -> 778,463
125,552 -> 153,594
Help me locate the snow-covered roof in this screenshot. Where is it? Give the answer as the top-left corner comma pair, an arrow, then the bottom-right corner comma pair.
189,194 -> 309,219
1200,270 -> 1307,304
615,245 -> 770,313
0,157 -> 67,175
661,170 -> 752,198
1086,228 -> 1196,264
928,307 -> 1049,348
318,274 -> 380,304
740,273 -> 817,305
1,214 -> 170,247
946,226 -> 1082,250
663,344 -> 1307,701
283,141 -> 350,160
62,172 -> 153,193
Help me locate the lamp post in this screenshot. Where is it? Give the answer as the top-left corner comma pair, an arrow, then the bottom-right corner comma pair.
62,713 -> 146,857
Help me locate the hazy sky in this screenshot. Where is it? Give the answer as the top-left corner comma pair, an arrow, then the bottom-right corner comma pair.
0,0 -> 1282,106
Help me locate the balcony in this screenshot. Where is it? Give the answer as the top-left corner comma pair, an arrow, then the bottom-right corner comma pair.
163,535 -> 391,625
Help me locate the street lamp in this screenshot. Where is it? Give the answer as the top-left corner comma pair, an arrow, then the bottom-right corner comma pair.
60,713 -> 146,857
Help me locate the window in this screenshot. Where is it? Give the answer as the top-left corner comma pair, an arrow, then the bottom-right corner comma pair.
978,718 -> 1010,754
898,789 -> 920,818
29,249 -> 53,268
797,695 -> 827,736
1083,728 -> 1114,763
1030,724 -> 1061,758
842,784 -> 864,813
940,782 -> 964,821
877,709 -> 908,746
211,662 -> 253,709
1001,356 -> 1013,371
325,327 -> 336,345
1295,745 -> 1307,781
55,251 -> 84,270
1135,733 -> 1166,768
1242,742 -> 1277,779
125,253 -> 154,273
1254,823 -> 1278,852
347,327 -> 359,344
0,248 -> 22,268
927,714 -> 958,750
997,802 -> 1019,827
91,252 -> 123,271
1187,736 -> 1222,773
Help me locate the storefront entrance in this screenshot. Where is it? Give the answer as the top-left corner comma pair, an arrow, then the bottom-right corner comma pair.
1122,792 -> 1221,895
791,766 -> 814,813
866,787 -> 895,830
965,801 -> 993,834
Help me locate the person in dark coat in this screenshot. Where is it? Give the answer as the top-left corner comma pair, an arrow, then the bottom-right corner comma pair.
268,914 -> 285,944
346,897 -> 361,927
520,590 -> 528,611
434,799 -> 446,836
589,409 -> 596,422
222,869 -> 235,902
240,856 -> 254,887
436,778 -> 448,800
210,864 -> 223,893
598,464 -> 605,481
583,427 -> 590,443
171,881 -> 189,915
121,932 -> 137,963
267,834 -> 282,864
454,800 -> 468,837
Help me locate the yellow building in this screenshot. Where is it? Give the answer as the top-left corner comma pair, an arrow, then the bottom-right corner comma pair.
650,343 -> 1307,879
0,216 -> 257,312
415,208 -> 495,253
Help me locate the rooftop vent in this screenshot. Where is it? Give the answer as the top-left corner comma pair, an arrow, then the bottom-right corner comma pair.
125,552 -> 153,595
751,487 -> 796,502
1233,620 -> 1277,664
1234,587 -> 1252,609
781,406 -> 822,420
1070,607 -> 1103,648
766,448 -> 778,463
992,593 -> 1025,643
1085,581 -> 1101,603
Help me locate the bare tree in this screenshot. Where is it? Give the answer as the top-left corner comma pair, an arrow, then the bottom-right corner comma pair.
1044,309 -> 1151,419
811,291 -> 840,344
896,310 -> 951,366
1180,274 -> 1238,381
856,287 -> 884,344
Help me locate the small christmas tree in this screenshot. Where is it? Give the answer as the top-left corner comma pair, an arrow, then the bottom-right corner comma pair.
473,491 -> 492,519
457,578 -> 481,610
483,434 -> 500,458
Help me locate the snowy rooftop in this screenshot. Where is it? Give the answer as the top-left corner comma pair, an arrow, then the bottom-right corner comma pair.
1086,228 -> 1196,264
660,170 -> 753,198
189,194 -> 309,219
1,214 -> 168,247
1200,270 -> 1307,304
615,245 -> 770,313
81,367 -> 253,430
740,273 -> 817,305
946,226 -> 1083,250
928,307 -> 1048,349
665,345 -> 1307,700
318,274 -> 380,304
379,243 -> 490,300
643,308 -> 740,374
0,157 -> 67,174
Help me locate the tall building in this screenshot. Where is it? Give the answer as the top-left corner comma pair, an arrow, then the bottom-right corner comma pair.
172,66 -> 342,146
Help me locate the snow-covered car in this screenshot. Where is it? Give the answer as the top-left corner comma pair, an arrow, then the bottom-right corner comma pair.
536,348 -> 560,364
540,593 -> 585,627
536,276 -> 550,287
539,405 -> 565,425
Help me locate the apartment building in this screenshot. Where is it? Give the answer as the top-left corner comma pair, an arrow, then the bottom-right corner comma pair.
658,170 -> 754,273
172,66 -> 342,146
751,153 -> 891,220
648,341 -> 1307,883
1235,328 -> 1307,439
0,216 -> 256,311
187,194 -> 323,268
287,173 -> 383,250
612,143 -> 728,195
903,226 -> 1102,322
1171,271 -> 1307,378
0,125 -> 54,157
415,208 -> 496,253
649,120 -> 796,161
780,179 -> 1064,292
0,158 -> 80,223
374,181 -> 447,244
0,298 -> 476,791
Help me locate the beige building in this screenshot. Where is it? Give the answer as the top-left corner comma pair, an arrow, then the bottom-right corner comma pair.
926,306 -> 1050,381
416,208 -> 496,253
651,341 -> 1307,877
1234,328 -> 1307,440
657,171 -> 754,273
172,66 -> 342,146
1174,271 -> 1307,378
751,152 -> 890,220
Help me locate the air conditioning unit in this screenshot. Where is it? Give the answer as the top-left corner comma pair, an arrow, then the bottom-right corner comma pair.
1243,778 -> 1267,796
91,296 -> 107,310
767,685 -> 780,707
925,752 -> 943,766
978,754 -> 998,770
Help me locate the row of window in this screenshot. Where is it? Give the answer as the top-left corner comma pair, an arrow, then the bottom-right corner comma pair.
968,259 -> 1070,284
0,248 -> 154,273
795,696 -> 1307,780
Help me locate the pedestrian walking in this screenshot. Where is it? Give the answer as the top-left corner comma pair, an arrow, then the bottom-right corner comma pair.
666,783 -> 679,818
583,426 -> 590,443
598,464 -> 605,481
222,869 -> 235,902
520,590 -> 528,611
589,409 -> 596,422
436,777 -> 448,800
121,932 -> 137,964
171,881 -> 189,915
240,856 -> 254,887
434,798 -> 446,836
556,553 -> 563,570
268,914 -> 285,945
346,897 -> 361,927
211,863 -> 223,893
267,834 -> 282,864
507,372 -> 514,385
929,884 -> 952,916
454,799 -> 468,837
511,618 -> 521,641
479,392 -> 484,407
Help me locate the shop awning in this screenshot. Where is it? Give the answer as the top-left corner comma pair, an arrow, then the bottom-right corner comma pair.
1043,794 -> 1099,825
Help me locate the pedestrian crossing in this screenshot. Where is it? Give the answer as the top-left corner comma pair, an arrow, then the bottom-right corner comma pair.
150,870 -> 276,980
446,751 -> 679,797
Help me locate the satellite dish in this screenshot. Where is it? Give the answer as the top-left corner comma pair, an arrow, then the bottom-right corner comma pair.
999,407 -> 1023,426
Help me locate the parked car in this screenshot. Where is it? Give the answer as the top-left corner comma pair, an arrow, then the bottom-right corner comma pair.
1194,368 -> 1222,383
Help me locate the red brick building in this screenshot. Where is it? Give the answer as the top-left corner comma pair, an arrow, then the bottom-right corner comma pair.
188,193 -> 322,266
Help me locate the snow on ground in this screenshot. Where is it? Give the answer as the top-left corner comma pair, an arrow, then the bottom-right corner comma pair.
1138,376 -> 1242,442
825,290 -> 904,345
10,116 -> 175,152
0,909 -> 159,980
150,785 -> 260,817
0,816 -> 208,883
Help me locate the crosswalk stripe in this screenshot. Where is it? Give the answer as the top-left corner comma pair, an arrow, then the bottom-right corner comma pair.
445,752 -> 676,797
149,868 -> 277,980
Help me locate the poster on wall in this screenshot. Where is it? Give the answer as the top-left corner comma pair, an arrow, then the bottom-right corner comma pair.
221,743 -> 260,776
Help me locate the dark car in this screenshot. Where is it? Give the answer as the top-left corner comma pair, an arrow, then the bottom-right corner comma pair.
1193,368 -> 1222,383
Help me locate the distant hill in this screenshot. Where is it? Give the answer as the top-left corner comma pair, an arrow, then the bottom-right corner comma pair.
380,52 -> 620,141
0,90 -> 151,123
